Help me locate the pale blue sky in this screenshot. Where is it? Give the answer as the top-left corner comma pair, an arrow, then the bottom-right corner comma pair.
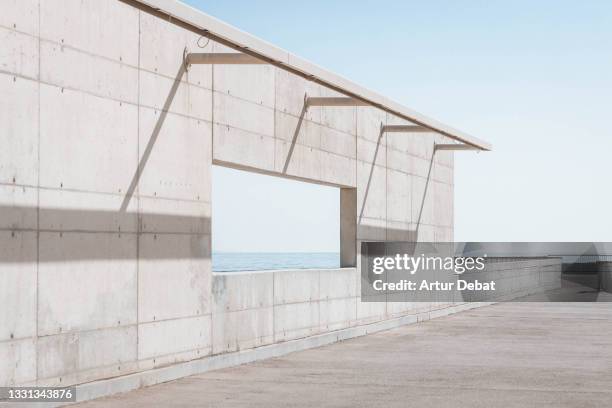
212,166 -> 339,253
186,0 -> 612,251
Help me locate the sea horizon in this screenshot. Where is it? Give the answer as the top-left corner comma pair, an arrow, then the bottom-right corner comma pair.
212,251 -> 340,272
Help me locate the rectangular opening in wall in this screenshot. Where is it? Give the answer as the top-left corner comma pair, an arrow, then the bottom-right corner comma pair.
212,165 -> 340,272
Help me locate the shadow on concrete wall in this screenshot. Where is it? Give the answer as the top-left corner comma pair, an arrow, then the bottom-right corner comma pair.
358,124 -> 385,226
282,95 -> 308,174
2,60 -> 437,267
414,149 -> 436,238
120,63 -> 187,212
357,124 -> 437,242
0,205 -> 210,262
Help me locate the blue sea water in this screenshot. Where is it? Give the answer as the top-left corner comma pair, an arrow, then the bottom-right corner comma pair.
212,252 -> 340,272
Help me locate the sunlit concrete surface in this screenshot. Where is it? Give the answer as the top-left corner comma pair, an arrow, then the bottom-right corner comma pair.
75,302 -> 612,408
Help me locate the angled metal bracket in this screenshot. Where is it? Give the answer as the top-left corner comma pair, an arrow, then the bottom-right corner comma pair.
434,143 -> 481,151
305,96 -> 369,107
381,125 -> 429,133
381,125 -> 483,151
183,48 -> 266,70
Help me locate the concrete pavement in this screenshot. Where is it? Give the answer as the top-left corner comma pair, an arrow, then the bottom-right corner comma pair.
74,302 -> 612,407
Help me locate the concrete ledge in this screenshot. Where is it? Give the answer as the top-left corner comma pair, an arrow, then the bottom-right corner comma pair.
46,302 -> 492,406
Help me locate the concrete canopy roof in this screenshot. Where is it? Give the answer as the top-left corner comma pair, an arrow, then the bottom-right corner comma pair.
132,0 -> 492,151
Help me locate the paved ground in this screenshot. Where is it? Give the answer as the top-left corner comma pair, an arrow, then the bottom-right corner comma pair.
76,302 -> 612,407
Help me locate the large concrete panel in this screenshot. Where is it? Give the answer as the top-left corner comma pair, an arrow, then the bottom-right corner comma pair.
40,0 -> 139,65
0,338 -> 36,386
139,70 -> 212,121
0,74 -> 38,185
215,124 -> 275,172
37,326 -> 137,382
411,132 -> 436,160
139,233 -> 211,323
412,175 -> 434,226
138,107 -> 211,201
357,136 -> 386,167
214,92 -> 274,138
0,231 -> 36,342
275,111 -> 321,149
214,63 -> 275,109
0,185 -> 37,230
274,139 -> 322,182
357,161 -> 386,220
384,115 -> 436,160
357,107 -> 386,143
320,269 -> 357,300
40,41 -> 138,104
320,126 -> 356,158
212,307 -> 273,354
412,155 -> 433,179
138,315 -> 211,360
319,297 -> 356,331
139,12 -> 211,88
355,299 -> 387,325
0,27 -> 38,79
357,216 -> 387,241
434,135 -> 454,168
0,0 -> 39,36
386,133 -> 412,155
433,226 -> 453,243
39,189 -> 138,233
433,181 -> 453,228
320,90 -> 356,135
231,307 -> 274,350
417,224 -> 435,242
320,151 -> 356,187
386,300 -> 419,317
433,162 -> 453,185
39,84 -> 138,194
386,147 -> 412,175
273,270 -> 319,304
213,272 -> 273,314
274,68 -> 321,121
274,302 -> 319,341
387,220 -> 416,241
139,197 -> 211,234
38,232 -> 137,335
386,169 -> 412,224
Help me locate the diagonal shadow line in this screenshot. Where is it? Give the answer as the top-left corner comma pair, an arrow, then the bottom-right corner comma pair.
282,96 -> 308,174
415,146 -> 436,237
358,124 -> 385,225
120,63 -> 187,211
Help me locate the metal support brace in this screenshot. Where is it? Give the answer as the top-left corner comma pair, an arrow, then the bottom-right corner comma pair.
381,126 -> 483,151
305,97 -> 369,107
184,50 -> 266,69
434,143 -> 481,151
381,125 -> 429,133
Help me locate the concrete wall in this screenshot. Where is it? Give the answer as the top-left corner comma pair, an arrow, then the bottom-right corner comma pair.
598,262 -> 612,292
0,0 -> 456,389
460,258 -> 563,302
212,269 -> 359,353
211,258 -> 563,355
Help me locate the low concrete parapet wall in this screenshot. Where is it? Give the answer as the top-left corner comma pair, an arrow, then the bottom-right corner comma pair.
211,267 -> 441,354
212,268 -> 357,354
211,258 -> 564,357
460,257 -> 563,302
598,261 -> 612,292
56,257 -> 562,405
